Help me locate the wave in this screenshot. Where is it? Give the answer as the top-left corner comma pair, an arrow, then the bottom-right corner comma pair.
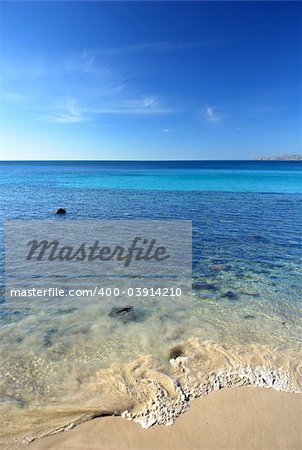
1,337 -> 301,447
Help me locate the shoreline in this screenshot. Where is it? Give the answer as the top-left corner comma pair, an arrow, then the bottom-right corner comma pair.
1,338 -> 301,446
26,387 -> 302,450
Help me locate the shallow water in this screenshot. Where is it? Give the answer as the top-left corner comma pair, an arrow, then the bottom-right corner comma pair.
0,161 -> 301,444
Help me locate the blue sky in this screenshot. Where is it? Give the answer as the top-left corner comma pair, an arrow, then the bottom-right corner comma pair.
0,1 -> 301,160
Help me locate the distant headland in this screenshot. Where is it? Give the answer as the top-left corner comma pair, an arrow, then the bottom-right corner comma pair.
253,154 -> 302,161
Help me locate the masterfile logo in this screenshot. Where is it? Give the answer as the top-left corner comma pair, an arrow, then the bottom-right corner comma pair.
5,220 -> 192,307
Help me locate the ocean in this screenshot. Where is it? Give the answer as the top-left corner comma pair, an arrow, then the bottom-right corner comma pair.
0,160 -> 301,444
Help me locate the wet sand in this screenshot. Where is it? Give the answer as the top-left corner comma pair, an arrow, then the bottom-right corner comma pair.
27,387 -> 302,450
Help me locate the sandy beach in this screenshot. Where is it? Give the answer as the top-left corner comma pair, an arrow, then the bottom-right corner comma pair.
25,387 -> 301,450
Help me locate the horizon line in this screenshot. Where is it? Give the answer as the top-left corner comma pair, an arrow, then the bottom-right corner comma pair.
1,159 -> 301,163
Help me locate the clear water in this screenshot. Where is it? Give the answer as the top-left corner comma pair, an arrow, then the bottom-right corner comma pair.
0,161 -> 301,444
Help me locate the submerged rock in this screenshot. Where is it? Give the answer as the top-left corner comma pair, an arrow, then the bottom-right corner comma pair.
169,346 -> 184,360
220,291 -> 238,300
254,235 -> 269,244
244,314 -> 256,320
43,327 -> 59,348
56,208 -> 67,214
109,305 -> 146,323
110,305 -> 134,315
192,282 -> 217,291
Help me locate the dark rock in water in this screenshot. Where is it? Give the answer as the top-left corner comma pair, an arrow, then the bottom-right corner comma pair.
169,346 -> 184,359
220,291 -> 238,300
56,208 -> 67,214
110,305 -> 134,315
43,327 -> 58,348
3,396 -> 27,408
109,305 -> 146,323
243,314 -> 256,320
192,282 -> 217,291
254,235 -> 269,244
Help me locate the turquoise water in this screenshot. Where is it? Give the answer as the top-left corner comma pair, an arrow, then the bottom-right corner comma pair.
0,160 -> 301,193
0,160 -> 301,444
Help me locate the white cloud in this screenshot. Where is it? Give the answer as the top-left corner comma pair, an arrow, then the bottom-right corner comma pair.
99,39 -> 219,55
162,128 -> 171,133
206,106 -> 214,118
204,106 -> 223,123
92,96 -> 175,115
142,97 -> 157,108
42,95 -> 175,124
43,99 -> 87,124
3,52 -> 178,125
